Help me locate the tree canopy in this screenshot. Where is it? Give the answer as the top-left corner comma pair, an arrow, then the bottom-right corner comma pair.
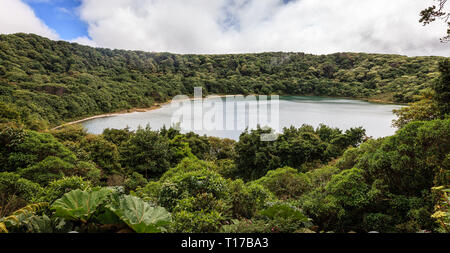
0,33 -> 445,129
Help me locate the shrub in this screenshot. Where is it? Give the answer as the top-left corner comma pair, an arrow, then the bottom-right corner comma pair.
18,156 -> 75,185
2,129 -> 76,172
220,219 -> 271,233
431,186 -> 450,233
252,167 -> 312,199
305,166 -> 340,188
50,124 -> 87,143
170,194 -> 227,233
80,135 -> 121,174
158,169 -> 229,211
120,126 -> 172,179
216,159 -> 239,179
41,176 -> 92,203
170,209 -> 224,233
124,172 -> 148,193
135,181 -> 161,203
257,203 -> 313,233
228,179 -> 273,218
222,203 -> 313,233
0,172 -> 43,217
159,157 -> 217,182
362,213 -> 394,233
73,161 -> 101,184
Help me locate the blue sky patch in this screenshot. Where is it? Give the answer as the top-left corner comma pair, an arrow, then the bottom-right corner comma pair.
24,0 -> 89,40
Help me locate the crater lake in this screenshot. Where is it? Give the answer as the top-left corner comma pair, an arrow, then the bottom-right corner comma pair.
82,96 -> 404,140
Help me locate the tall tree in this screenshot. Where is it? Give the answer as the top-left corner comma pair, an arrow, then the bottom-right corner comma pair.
420,0 -> 450,42
434,59 -> 450,116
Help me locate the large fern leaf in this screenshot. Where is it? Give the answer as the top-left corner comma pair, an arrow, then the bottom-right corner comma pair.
0,202 -> 49,233
106,195 -> 171,233
51,189 -> 110,222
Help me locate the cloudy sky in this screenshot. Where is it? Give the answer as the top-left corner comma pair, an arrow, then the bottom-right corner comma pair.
0,0 -> 448,56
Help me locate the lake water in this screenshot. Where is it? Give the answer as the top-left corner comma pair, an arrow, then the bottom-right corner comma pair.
82,96 -> 404,140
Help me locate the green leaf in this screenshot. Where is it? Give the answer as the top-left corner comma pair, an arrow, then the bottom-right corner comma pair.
106,195 -> 171,233
25,215 -> 53,233
51,189 -> 110,222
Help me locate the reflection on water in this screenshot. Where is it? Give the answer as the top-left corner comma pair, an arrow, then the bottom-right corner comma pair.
82,96 -> 404,140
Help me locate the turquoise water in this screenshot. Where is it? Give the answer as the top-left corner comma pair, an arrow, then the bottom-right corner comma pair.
82,96 -> 404,140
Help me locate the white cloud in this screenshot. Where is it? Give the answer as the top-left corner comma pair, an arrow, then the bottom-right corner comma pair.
1,0 -> 448,56
71,36 -> 97,47
0,0 -> 58,39
76,0 -> 449,56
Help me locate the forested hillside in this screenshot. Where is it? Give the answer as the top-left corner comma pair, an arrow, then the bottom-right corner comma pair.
0,33 -> 445,128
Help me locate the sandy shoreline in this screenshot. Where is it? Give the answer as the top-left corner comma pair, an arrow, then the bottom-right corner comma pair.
51,95 -> 228,130
51,104 -> 163,130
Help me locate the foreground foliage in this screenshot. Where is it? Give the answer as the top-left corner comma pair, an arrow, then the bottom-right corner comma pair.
0,116 -> 448,233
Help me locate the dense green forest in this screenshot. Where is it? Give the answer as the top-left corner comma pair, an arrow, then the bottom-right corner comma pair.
0,33 -> 448,234
0,33 -> 445,129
